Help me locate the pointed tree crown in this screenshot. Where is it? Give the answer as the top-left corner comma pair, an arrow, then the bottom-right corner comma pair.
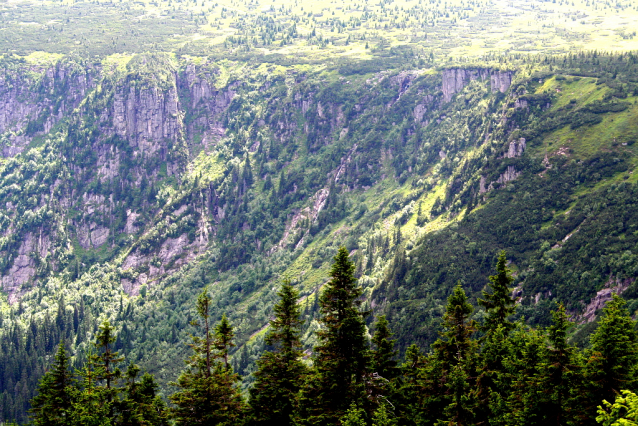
478,251 -> 516,333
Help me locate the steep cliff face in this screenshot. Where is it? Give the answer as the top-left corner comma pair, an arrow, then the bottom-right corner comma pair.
0,56 -> 529,305
112,80 -> 182,156
442,68 -> 491,102
0,232 -> 52,304
0,55 -> 241,300
180,63 -> 235,153
491,70 -> 513,94
0,60 -> 95,157
0,56 -> 527,304
441,68 -> 514,102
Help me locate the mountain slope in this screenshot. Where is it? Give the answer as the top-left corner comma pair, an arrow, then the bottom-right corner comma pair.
1,52 -> 638,422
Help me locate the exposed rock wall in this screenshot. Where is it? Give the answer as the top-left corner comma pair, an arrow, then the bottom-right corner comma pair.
112,79 -> 182,157
577,276 -> 633,323
180,63 -> 235,152
490,71 -> 513,94
1,232 -> 51,303
506,138 -> 526,158
442,68 -> 491,102
413,94 -> 435,123
441,68 -> 514,102
0,63 -> 95,157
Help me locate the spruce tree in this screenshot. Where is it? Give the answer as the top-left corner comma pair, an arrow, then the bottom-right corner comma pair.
371,315 -> 399,381
29,342 -> 75,426
474,252 -> 517,425
118,363 -> 169,426
417,285 -> 478,426
249,279 -> 307,426
215,314 -> 235,370
477,251 -> 515,334
434,285 -> 478,370
578,294 -> 638,425
499,325 -> 547,426
68,354 -> 111,426
296,247 -> 370,425
394,344 -> 424,426
589,295 -> 638,398
340,403 -> 367,426
434,285 -> 478,426
372,402 -> 398,426
543,304 -> 579,426
170,288 -> 245,426
92,320 -> 124,394
474,325 -> 513,426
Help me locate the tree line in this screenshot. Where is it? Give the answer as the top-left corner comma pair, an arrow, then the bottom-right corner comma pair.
28,248 -> 638,425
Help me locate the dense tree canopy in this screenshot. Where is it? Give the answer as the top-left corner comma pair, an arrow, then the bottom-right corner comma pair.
26,251 -> 638,426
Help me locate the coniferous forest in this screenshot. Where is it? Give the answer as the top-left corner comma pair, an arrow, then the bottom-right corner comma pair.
2,0 -> 638,424
26,248 -> 638,425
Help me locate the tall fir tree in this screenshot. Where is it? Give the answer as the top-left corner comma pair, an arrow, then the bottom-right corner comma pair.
296,247 -> 370,426
371,315 -> 399,381
498,325 -> 547,426
394,344 -> 425,426
474,252 -> 517,426
214,314 -> 235,370
578,294 -> 638,426
170,288 -> 245,426
415,285 -> 478,426
249,279 -> 307,426
117,363 -> 169,426
92,320 -> 124,394
543,304 -> 579,426
370,315 -> 400,418
433,284 -> 479,426
67,353 -> 111,426
29,341 -> 75,426
477,251 -> 516,334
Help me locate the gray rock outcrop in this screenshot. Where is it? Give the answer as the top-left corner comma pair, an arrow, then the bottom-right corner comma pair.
506,138 -> 526,158
441,68 -> 514,103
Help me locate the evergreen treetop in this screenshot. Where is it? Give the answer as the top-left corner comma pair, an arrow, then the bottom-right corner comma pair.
371,315 -> 399,381
296,246 -> 371,425
478,251 -> 516,334
29,341 -> 74,426
588,294 -> 638,405
249,278 -> 307,426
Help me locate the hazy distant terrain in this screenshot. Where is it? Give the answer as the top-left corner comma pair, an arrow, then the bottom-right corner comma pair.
0,0 -> 637,59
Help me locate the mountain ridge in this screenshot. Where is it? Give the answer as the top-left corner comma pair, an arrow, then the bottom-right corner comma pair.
1,51 -> 638,422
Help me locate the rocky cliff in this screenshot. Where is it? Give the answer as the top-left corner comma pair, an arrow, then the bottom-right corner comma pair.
0,57 -> 526,301
441,67 -> 514,102
0,55 -> 241,300
0,60 -> 95,157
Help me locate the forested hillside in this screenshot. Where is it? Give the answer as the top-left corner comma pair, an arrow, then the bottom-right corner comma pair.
1,48 -> 638,423
24,248 -> 638,426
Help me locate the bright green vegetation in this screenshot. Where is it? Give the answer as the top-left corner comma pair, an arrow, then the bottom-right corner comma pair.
27,251 -> 638,426
0,40 -> 638,426
0,0 -> 638,60
597,390 -> 638,425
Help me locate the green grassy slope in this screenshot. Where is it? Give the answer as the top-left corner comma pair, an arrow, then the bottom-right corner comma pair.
1,53 -> 638,422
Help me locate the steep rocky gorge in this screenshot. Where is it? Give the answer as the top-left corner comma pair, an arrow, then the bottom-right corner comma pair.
0,56 -> 517,303
4,53 -> 638,424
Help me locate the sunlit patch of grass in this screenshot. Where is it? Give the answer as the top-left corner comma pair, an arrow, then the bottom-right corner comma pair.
538,77 -> 608,111
537,98 -> 638,159
102,53 -> 134,73
24,51 -> 64,65
189,151 -> 226,184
